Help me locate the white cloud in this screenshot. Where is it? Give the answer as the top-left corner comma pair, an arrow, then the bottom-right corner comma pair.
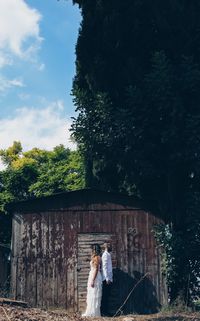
0,101 -> 76,152
8,78 -> 24,88
0,76 -> 25,93
0,0 -> 42,68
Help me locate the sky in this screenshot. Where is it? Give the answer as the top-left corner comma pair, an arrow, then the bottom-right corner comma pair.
0,0 -> 81,156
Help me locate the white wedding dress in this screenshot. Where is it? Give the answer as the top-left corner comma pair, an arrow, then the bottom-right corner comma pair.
82,260 -> 102,317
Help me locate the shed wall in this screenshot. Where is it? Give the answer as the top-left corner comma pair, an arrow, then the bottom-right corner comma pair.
11,204 -> 167,313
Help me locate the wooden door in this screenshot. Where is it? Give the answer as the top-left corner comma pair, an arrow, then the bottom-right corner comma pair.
77,233 -> 116,313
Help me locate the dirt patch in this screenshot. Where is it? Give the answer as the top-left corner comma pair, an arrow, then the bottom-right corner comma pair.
0,306 -> 200,321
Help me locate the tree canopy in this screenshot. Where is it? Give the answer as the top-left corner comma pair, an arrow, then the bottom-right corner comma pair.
72,0 -> 200,303
0,142 -> 85,245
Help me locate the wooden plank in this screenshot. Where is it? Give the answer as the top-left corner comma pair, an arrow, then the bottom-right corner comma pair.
77,233 -> 116,313
12,215 -> 22,258
74,255 -> 78,311
67,262 -> 75,312
26,214 -> 32,258
56,257 -> 67,309
36,258 -> 43,307
0,297 -> 28,307
31,214 -> 38,258
10,257 -> 17,299
16,258 -> 25,301
41,213 -> 49,258
26,259 -> 37,307
54,212 -> 65,259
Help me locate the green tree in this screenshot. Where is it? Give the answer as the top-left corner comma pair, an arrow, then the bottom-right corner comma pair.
0,142 -> 85,244
29,147 -> 85,196
0,141 -> 22,166
72,0 -> 200,304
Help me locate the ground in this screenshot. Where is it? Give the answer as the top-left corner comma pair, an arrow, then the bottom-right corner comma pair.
0,306 -> 200,321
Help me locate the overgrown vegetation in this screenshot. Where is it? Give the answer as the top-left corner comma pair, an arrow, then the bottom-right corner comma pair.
71,0 -> 200,304
154,223 -> 200,306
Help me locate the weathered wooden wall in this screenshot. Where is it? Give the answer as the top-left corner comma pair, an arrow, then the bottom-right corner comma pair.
10,190 -> 167,314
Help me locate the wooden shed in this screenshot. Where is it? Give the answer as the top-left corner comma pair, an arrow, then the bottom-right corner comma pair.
8,189 -> 167,314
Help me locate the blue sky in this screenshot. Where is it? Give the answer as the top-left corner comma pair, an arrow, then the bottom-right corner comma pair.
0,0 -> 81,153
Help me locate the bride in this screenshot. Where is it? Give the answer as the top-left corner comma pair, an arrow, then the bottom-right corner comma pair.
82,243 -> 102,317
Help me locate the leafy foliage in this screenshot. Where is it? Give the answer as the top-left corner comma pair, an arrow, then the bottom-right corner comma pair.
0,141 -> 22,166
155,219 -> 200,304
29,149 -> 85,197
72,0 -> 200,303
0,142 -> 85,245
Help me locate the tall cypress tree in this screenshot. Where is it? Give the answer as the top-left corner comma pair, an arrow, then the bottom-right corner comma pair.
72,0 -> 200,304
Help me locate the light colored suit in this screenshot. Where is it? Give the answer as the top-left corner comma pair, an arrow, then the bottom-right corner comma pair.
101,250 -> 113,282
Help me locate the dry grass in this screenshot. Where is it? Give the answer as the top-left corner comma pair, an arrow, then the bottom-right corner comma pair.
0,306 -> 200,321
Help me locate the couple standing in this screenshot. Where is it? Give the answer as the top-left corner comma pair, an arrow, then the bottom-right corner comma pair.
82,242 -> 113,317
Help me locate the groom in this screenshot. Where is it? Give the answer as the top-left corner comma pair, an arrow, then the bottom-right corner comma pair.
101,242 -> 113,316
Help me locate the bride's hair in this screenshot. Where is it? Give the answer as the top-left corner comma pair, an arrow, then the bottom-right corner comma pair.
91,243 -> 101,257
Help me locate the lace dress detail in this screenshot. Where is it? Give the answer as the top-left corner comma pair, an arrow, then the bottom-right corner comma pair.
82,260 -> 102,317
